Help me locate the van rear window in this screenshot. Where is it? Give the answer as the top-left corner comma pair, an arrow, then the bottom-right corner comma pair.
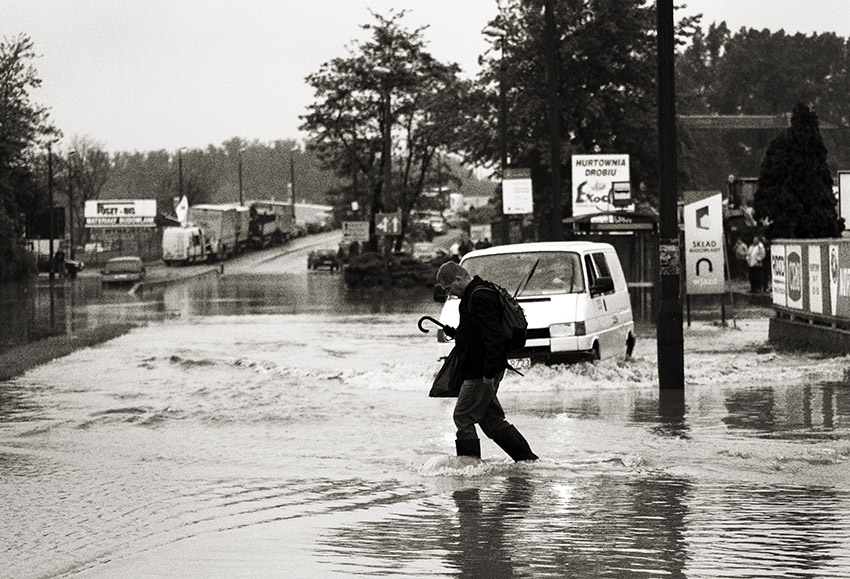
463,251 -> 585,296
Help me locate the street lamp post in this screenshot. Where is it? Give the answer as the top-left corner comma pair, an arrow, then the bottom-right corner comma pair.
238,148 -> 245,206
482,26 -> 508,176
290,146 -> 297,214
68,150 -> 77,259
48,144 -> 55,284
178,147 -> 186,200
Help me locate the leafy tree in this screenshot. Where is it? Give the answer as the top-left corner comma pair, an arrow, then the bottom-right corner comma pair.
676,24 -> 850,192
301,10 -> 464,249
461,0 -> 663,239
0,34 -> 57,280
753,102 -> 842,239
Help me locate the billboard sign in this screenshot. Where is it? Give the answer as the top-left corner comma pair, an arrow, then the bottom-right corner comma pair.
571,154 -> 630,216
684,191 -> 724,295
502,168 -> 533,215
84,199 -> 156,228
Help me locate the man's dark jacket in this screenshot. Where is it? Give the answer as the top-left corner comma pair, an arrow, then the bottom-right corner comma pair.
454,276 -> 508,380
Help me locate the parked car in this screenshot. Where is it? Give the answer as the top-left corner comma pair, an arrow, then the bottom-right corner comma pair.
412,242 -> 447,262
101,256 -> 146,285
307,249 -> 340,271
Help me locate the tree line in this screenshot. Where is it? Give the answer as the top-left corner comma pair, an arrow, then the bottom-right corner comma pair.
3,2 -> 850,280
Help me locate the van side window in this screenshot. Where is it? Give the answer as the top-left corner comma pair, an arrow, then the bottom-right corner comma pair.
592,253 -> 611,278
584,254 -> 597,287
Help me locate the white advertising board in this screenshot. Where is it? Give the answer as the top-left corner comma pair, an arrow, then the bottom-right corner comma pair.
771,243 -> 787,307
502,168 -> 533,215
684,191 -> 724,295
808,245 -> 823,314
785,244 -> 803,310
84,199 -> 157,228
571,154 -> 630,216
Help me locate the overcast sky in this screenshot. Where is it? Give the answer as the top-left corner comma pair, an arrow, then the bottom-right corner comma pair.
5,1 -> 850,154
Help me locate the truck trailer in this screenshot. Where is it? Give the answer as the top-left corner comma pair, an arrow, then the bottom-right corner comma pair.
187,204 -> 241,260
247,200 -> 295,248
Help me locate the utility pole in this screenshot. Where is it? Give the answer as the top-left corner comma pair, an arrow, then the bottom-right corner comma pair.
544,0 -> 563,240
656,0 -> 684,389
48,144 -> 55,284
68,150 -> 77,259
238,148 -> 245,206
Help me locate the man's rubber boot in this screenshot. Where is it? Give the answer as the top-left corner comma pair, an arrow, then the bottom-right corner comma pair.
493,425 -> 538,462
455,438 -> 481,458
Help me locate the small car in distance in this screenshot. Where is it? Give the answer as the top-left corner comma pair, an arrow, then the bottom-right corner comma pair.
307,249 -> 340,271
101,256 -> 146,285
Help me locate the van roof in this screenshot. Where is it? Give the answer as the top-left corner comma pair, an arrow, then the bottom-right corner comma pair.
462,241 -> 615,260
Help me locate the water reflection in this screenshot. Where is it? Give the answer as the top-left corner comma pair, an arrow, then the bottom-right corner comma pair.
723,384 -> 850,435
0,273 -> 436,353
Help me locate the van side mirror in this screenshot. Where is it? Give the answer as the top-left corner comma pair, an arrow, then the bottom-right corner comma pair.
590,276 -> 615,296
433,284 -> 448,303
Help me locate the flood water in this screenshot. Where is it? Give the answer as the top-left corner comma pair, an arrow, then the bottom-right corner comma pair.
2,269 -> 850,578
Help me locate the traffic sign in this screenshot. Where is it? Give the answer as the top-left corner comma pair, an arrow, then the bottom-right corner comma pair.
375,211 -> 402,236
342,221 -> 370,242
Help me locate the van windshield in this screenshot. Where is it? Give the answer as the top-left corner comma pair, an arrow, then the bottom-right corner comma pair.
462,251 -> 585,296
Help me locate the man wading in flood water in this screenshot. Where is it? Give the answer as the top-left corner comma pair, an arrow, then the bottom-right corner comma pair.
436,262 -> 538,461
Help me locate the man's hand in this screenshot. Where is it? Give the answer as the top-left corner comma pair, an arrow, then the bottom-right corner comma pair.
482,376 -> 495,387
443,325 -> 457,339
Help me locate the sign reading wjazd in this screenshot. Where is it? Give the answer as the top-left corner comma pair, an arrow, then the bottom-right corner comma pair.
571,154 -> 631,216
684,191 -> 724,295
84,199 -> 157,228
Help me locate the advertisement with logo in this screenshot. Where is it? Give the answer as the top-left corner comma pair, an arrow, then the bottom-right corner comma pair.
684,191 -> 724,295
571,154 -> 630,216
838,243 -> 850,319
808,245 -> 823,314
785,244 -> 803,310
502,168 -> 534,215
830,243 -> 839,316
84,199 -> 157,228
771,243 -> 786,307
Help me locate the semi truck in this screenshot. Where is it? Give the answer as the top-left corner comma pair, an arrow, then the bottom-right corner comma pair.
187,204 -> 242,260
247,200 -> 296,248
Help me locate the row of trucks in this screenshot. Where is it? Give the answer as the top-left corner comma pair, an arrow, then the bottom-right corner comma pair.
162,201 -> 296,265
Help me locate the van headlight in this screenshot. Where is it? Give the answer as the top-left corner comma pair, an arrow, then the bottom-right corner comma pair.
549,322 -> 586,337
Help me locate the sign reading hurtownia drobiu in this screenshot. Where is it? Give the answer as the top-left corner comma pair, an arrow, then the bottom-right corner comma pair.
571,154 -> 631,216
684,190 -> 724,295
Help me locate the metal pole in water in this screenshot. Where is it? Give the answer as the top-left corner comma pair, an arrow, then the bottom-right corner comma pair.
657,0 -> 684,389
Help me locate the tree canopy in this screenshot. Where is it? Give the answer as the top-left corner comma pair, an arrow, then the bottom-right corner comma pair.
753,102 -> 842,239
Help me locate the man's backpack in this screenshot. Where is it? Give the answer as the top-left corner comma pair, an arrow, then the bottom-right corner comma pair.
470,282 -> 528,352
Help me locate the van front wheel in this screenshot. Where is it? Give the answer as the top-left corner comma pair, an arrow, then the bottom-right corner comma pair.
586,343 -> 600,363
625,333 -> 636,358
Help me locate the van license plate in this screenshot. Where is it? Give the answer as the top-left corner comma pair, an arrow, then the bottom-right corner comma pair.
512,358 -> 532,372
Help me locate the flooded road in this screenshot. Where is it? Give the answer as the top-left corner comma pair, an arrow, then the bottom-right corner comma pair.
2,237 -> 850,578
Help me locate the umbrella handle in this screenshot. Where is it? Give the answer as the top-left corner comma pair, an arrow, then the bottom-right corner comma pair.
417,315 -> 445,334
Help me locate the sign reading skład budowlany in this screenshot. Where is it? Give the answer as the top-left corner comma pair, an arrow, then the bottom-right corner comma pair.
571,154 -> 632,216
85,200 -> 157,228
684,191 -> 724,295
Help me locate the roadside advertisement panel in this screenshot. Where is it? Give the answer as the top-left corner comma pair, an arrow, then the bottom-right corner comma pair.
771,243 -> 787,307
502,168 -> 533,215
84,199 -> 156,228
830,244 -> 839,316
838,243 -> 850,319
571,154 -> 630,216
785,244 -> 803,310
808,245 -> 823,314
684,191 -> 724,295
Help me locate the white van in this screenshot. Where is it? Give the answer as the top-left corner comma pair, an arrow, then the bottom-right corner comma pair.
435,241 -> 635,363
